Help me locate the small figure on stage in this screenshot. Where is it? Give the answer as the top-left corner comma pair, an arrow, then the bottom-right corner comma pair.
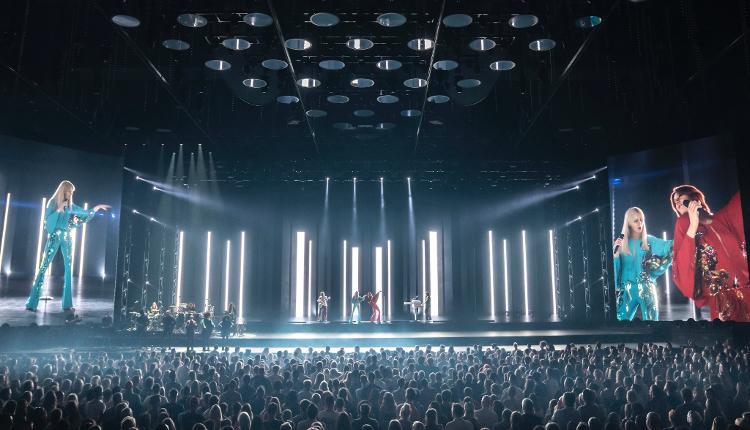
220,313 -> 233,339
424,292 -> 432,321
367,291 -> 382,323
185,315 -> 197,350
317,292 -> 330,322
406,296 -> 423,321
349,291 -> 365,323
162,310 -> 175,337
200,311 -> 214,350
25,180 -> 110,316
149,301 -> 159,314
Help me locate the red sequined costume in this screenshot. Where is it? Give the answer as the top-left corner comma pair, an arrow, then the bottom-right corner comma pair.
367,291 -> 381,323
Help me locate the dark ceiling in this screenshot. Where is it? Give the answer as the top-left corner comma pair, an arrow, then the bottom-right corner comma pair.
0,0 -> 748,173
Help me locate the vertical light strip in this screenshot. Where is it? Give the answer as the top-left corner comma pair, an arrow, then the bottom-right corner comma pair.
224,240 -> 231,312
175,231 -> 184,305
352,246 -> 359,295
204,231 -> 212,311
70,226 -> 78,277
342,240 -> 347,318
295,231 -> 306,319
488,230 -> 495,320
429,231 -> 439,318
238,231 -> 245,323
0,193 -> 10,274
549,229 -> 557,317
663,231 -> 670,304
34,198 -> 47,277
522,230 -> 529,316
421,239 -> 426,300
375,246 -> 383,313
308,239 -> 313,318
503,239 -> 509,313
77,203 -> 89,277
387,239 -> 392,321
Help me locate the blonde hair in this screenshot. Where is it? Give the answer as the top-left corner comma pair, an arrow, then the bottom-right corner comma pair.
51,180 -> 75,210
620,207 -> 649,255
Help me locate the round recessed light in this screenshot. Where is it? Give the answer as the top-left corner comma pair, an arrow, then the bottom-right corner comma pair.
277,95 -> 300,104
433,60 -> 459,71
508,14 -> 539,29
346,38 -> 374,50
404,78 -> 428,88
204,60 -> 231,71
427,95 -> 450,103
489,60 -> 516,71
242,78 -> 267,89
222,38 -> 251,50
469,38 -> 496,51
442,14 -> 473,28
376,59 -> 402,70
297,78 -> 321,88
327,95 -> 350,104
177,14 -> 207,28
112,15 -> 141,28
354,109 -> 375,117
286,38 -> 312,50
377,13 -> 407,27
529,39 -> 556,52
457,78 -> 481,88
162,39 -> 190,51
319,60 -> 345,70
376,122 -> 396,130
243,13 -> 273,27
311,12 -> 339,27
351,78 -> 374,88
408,38 -> 435,51
401,109 -> 422,117
377,95 -> 399,104
334,122 -> 356,130
262,59 -> 288,70
575,16 -> 602,28
306,109 -> 327,118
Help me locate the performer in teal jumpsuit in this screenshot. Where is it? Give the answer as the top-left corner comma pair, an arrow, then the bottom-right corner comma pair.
25,180 -> 110,313
614,207 -> 673,321
348,290 -> 365,323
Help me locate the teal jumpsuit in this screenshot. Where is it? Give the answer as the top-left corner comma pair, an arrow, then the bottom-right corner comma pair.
614,235 -> 673,321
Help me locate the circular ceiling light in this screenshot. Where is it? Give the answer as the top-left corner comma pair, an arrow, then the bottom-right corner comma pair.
457,79 -> 481,88
222,38 -> 251,50
489,60 -> 516,71
285,39 -> 312,50
432,60 -> 459,71
262,59 -> 288,70
243,13 -> 273,27
177,14 -> 207,28
404,78 -> 428,88
346,38 -> 374,50
319,60 -> 345,70
112,15 -> 141,28
377,13 -> 406,27
442,14 -> 473,28
508,14 -> 539,29
306,110 -> 327,118
334,122 -> 356,130
311,12 -> 340,27
376,59 -> 402,70
242,78 -> 267,89
353,109 -> 375,117
376,122 -> 396,130
351,78 -> 374,88
297,78 -> 321,88
575,16 -> 602,28
529,39 -> 556,51
408,38 -> 435,51
327,95 -> 350,104
469,38 -> 496,51
277,96 -> 300,104
377,95 -> 399,104
401,109 -> 422,117
162,39 -> 190,51
427,95 -> 450,103
204,60 -> 231,71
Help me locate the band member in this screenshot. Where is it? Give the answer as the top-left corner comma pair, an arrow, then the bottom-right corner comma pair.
348,291 -> 365,323
25,181 -> 110,315
424,292 -> 432,321
671,186 -> 749,321
613,207 -> 673,321
367,291 -> 382,323
149,302 -> 159,314
317,292 -> 330,322
201,312 -> 214,350
220,313 -> 233,339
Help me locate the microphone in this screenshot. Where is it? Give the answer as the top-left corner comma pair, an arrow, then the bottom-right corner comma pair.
614,233 -> 625,253
682,199 -> 704,213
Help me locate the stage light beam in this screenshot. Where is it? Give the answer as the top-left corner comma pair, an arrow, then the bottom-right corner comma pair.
549,229 -> 557,317
0,193 -> 11,274
663,231 -> 670,304
308,239 -> 313,318
522,230 -> 529,317
421,239 -> 427,300
342,240 -> 347,318
503,239 -> 509,313
224,240 -> 231,312
387,240 -> 392,321
238,231 -> 245,323
352,246 -> 359,296
295,232 -> 306,319
204,231 -> 212,311
375,246 -> 383,314
488,230 -> 495,320
175,231 -> 184,305
34,198 -> 47,277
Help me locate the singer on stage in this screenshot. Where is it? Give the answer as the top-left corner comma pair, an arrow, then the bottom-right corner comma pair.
25,180 -> 110,315
671,186 -> 749,321
613,207 -> 673,321
366,291 -> 381,323
348,291 -> 365,323
317,291 -> 330,322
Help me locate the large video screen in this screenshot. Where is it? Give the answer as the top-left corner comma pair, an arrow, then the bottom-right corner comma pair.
608,137 -> 748,321
0,136 -> 122,324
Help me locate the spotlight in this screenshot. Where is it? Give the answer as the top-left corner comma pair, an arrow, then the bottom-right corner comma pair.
132,209 -> 138,214
407,177 -> 411,181
594,208 -> 599,212
575,185 -> 580,190
380,177 -> 384,181
152,186 -> 157,190
326,177 -> 330,181
578,216 -> 582,220
136,176 -> 141,181
149,217 -> 155,222
111,214 -> 116,219
353,177 -> 357,182
592,175 -> 597,180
